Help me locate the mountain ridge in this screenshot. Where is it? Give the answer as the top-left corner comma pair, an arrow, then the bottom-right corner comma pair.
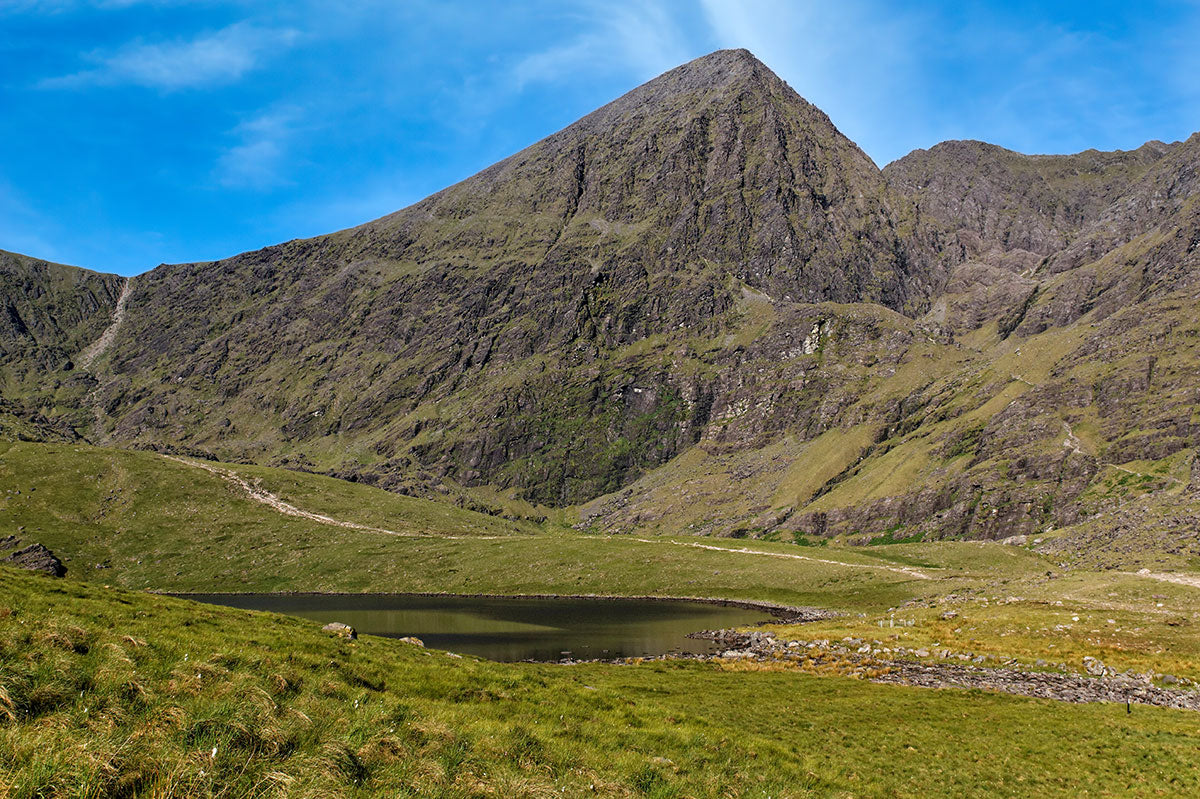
2,50 -> 1199,556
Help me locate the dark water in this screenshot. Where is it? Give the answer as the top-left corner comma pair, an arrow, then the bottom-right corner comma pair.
184,593 -> 770,662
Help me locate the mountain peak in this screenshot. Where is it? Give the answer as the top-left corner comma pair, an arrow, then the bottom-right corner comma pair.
40,50 -> 941,504
658,48 -> 771,85
376,46 -> 925,314
538,48 -> 797,145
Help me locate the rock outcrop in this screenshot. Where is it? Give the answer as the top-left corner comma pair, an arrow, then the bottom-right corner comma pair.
3,543 -> 66,577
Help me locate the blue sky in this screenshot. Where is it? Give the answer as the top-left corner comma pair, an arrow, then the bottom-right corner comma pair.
2,0 -> 1198,276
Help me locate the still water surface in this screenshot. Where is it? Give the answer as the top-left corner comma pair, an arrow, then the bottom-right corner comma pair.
186,593 -> 770,662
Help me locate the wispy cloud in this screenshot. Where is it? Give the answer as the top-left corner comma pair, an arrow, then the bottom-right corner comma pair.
512,1 -> 691,89
39,21 -> 298,90
697,0 -> 919,163
2,0 -> 225,14
214,106 -> 302,190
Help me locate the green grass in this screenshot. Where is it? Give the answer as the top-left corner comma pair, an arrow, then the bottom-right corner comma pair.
5,444 -> 1200,795
1,441 -> 1059,610
4,569 -> 1200,798
761,592 -> 1200,681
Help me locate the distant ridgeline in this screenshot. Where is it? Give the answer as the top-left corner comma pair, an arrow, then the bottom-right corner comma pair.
3,49 -> 1199,544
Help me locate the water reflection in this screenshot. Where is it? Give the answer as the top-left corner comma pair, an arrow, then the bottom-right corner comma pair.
184,593 -> 770,662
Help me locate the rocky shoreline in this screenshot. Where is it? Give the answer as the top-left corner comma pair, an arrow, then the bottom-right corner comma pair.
161,589 -> 1198,710
678,629 -> 1200,711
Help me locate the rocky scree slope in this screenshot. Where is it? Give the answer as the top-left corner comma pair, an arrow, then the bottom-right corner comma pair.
0,250 -> 124,440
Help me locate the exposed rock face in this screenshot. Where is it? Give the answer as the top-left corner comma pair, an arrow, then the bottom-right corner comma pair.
77,50 -> 947,504
0,250 -> 125,435
2,49 -> 1199,548
884,139 -> 1176,257
4,543 -> 66,577
887,135 -> 1200,338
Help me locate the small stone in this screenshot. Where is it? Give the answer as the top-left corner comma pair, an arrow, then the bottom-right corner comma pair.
321,622 -> 357,640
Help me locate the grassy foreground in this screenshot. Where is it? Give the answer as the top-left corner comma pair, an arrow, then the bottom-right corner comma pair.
4,568 -> 1200,798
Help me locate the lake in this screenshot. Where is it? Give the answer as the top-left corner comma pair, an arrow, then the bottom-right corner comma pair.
184,593 -> 771,661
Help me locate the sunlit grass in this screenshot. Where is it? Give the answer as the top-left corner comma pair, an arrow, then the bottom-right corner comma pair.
4,569 -> 1200,797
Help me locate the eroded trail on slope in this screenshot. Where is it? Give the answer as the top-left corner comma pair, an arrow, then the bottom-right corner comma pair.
631,538 -> 934,579
163,455 -> 512,540
165,454 -> 935,576
1131,571 -> 1200,589
79,277 -> 132,369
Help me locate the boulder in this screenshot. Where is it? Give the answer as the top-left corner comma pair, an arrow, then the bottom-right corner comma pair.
321,622 -> 357,640
398,636 -> 425,647
3,543 -> 65,577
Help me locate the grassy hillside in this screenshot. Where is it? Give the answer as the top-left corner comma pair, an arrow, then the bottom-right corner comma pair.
4,569 -> 1200,798
583,286 -> 1200,562
0,440 -> 1068,609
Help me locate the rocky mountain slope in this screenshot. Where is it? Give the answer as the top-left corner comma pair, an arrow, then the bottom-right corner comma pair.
0,250 -> 125,440
2,49 -> 1198,551
19,49 -> 949,506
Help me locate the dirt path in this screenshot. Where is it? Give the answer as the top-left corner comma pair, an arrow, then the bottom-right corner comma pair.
1130,571 -> 1200,589
1061,422 -> 1185,485
163,454 -> 940,575
1108,463 -> 1185,485
79,277 -> 132,369
162,455 -> 517,540
631,537 -> 934,579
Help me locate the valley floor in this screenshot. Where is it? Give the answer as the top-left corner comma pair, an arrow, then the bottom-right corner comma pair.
4,570 -> 1200,798
3,440 -> 1200,796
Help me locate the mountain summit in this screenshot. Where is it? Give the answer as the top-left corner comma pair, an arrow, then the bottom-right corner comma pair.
365,47 -> 935,315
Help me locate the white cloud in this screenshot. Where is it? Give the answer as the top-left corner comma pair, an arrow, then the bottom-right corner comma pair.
512,1 -> 692,89
40,21 -> 298,90
214,107 -> 302,190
